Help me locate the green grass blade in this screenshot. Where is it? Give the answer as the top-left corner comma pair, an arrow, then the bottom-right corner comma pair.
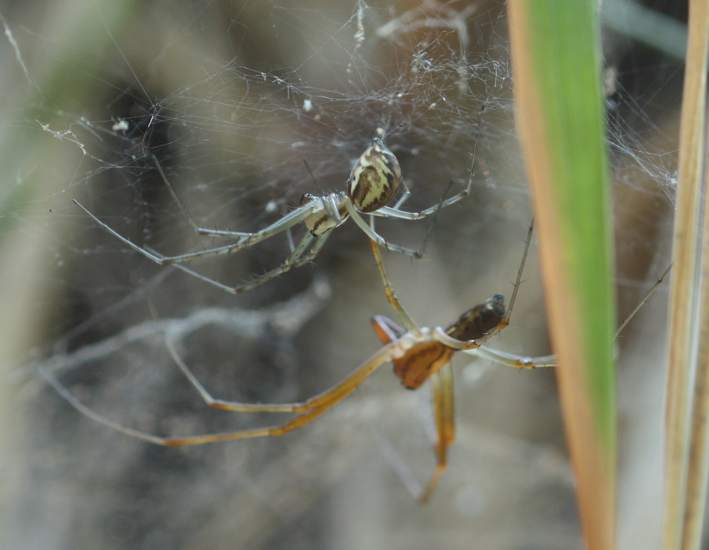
507,4 -> 616,549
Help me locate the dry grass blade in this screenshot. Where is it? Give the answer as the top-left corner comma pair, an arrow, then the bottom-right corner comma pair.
663,2 -> 709,548
507,3 -> 615,549
681,78 -> 709,550
683,241 -> 709,550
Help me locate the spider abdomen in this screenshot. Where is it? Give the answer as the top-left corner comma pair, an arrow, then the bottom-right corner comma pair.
446,294 -> 506,341
347,138 -> 401,213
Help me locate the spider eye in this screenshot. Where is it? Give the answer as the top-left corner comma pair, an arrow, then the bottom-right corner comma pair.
300,192 -> 315,205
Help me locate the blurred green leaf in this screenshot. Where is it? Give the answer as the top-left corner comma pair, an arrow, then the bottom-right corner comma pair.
508,3 -> 616,548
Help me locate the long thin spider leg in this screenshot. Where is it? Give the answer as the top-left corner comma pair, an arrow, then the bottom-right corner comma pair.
369,237 -> 454,503
393,180 -> 412,209
419,363 -> 456,503
161,260 -> 245,295
431,327 -> 555,368
198,185 -> 318,240
432,328 -> 484,351
503,218 -> 535,327
164,310 -> 415,415
467,345 -> 556,368
230,232 -> 331,294
377,148 -> 476,221
38,366 -> 168,445
454,260 -> 671,370
195,227 -> 259,238
144,233 -> 329,296
285,225 -> 296,253
187,204 -> 318,258
164,336 -> 309,413
39,338 -> 419,446
163,336 -> 419,446
345,203 -> 422,258
615,262 -> 672,338
74,199 -> 318,265
232,230 -> 315,289
154,157 -> 284,240
151,154 -> 203,234
371,315 -> 407,344
418,179 -> 456,258
368,240 -> 417,331
374,430 -> 425,500
369,177 -> 472,221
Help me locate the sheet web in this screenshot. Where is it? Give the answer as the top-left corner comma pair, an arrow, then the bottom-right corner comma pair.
1,1 -> 682,549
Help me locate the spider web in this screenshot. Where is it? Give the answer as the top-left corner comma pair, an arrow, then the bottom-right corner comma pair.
0,1 -> 682,549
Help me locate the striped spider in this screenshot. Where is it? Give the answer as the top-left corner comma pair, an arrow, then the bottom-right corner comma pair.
73,137 -> 471,294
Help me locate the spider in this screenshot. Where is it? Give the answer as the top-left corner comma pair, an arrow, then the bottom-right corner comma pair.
39,221 -> 557,504
366,223 -> 554,501
73,137 -> 472,294
38,224 -> 668,502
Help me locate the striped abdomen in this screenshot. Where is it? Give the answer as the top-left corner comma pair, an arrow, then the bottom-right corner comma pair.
347,138 -> 402,213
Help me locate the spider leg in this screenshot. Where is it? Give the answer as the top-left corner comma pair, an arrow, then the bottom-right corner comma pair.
38,337 -> 419,446
165,336 -> 308,413
393,180 -> 412,209
368,239 -> 453,502
229,231 -> 331,294
419,363 -> 456,503
166,327 -> 417,420
285,226 -> 296,253
466,345 -> 556,369
431,326 -> 555,368
369,218 -> 552,371
345,203 -> 422,258
501,218 -> 535,327
151,155 -> 254,239
73,199 -> 319,265
161,261 -> 247,295
368,240 -> 417,330
370,315 -> 407,344
462,261 -> 672,369
143,232 -> 329,295
614,262 -> 672,338
369,178 -> 472,221
192,227 -> 257,239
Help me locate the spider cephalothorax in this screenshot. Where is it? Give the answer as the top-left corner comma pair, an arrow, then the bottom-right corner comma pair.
370,294 -> 508,391
301,192 -> 349,236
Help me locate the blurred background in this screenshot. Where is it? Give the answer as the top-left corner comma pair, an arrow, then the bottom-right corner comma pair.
0,1 -> 684,548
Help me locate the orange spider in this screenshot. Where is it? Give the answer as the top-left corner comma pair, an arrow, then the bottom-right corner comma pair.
40,225 -> 555,504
